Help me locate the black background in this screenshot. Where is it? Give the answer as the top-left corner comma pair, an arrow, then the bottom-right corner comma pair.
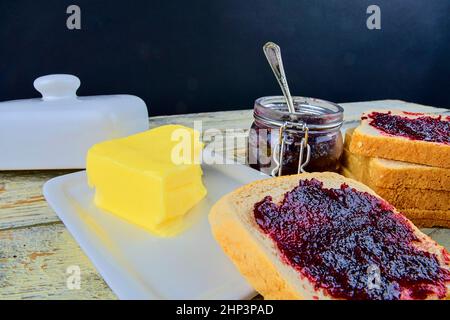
1,0 -> 449,116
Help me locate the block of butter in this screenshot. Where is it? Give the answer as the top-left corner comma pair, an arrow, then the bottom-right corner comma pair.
86,125 -> 207,237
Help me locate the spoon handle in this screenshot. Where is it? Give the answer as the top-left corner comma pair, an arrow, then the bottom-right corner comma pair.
263,42 -> 296,114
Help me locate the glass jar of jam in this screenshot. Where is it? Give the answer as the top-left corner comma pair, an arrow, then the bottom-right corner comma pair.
248,96 -> 344,176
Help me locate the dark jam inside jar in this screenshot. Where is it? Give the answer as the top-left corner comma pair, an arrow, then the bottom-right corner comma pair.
248,96 -> 344,175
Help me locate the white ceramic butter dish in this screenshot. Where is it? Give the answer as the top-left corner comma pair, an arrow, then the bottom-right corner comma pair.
0,74 -> 149,170
43,163 -> 266,299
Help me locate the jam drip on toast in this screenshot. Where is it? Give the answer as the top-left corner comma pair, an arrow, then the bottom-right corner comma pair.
254,179 -> 450,300
367,112 -> 450,144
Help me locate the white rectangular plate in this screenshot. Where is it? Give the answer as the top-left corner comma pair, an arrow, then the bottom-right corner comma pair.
43,163 -> 268,299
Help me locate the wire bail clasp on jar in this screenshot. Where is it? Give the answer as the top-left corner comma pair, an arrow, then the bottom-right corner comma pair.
271,121 -> 311,177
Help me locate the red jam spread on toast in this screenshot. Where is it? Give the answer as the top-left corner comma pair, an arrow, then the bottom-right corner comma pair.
367,112 -> 450,144
254,179 -> 450,300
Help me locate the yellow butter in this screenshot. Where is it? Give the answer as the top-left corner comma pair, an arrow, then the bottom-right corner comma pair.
86,125 -> 207,237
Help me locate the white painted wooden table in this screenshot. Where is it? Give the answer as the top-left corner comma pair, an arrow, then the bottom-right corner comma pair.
0,100 -> 448,299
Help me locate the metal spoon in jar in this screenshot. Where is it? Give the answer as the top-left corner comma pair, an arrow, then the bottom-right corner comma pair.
263,42 -> 311,175
263,42 -> 296,114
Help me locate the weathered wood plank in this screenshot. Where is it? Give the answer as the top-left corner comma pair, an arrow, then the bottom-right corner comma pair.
0,170 -> 77,230
0,223 -> 116,299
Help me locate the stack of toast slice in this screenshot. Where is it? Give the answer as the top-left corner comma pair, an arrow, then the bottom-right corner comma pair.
343,110 -> 450,228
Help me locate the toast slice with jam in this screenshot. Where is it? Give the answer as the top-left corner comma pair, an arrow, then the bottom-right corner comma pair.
209,172 -> 450,300
348,110 -> 450,169
343,128 -> 450,191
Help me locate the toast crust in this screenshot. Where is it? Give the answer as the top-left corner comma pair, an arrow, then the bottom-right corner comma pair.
401,209 -> 450,228
341,166 -> 450,211
210,194 -> 302,300
209,172 -> 450,300
342,148 -> 450,191
343,128 -> 450,191
350,127 -> 450,168
341,166 -> 450,227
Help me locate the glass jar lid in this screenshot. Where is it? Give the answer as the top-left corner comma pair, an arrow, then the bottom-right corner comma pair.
254,96 -> 344,130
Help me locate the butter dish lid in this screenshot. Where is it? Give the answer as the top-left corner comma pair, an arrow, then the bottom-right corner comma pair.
0,74 -> 149,170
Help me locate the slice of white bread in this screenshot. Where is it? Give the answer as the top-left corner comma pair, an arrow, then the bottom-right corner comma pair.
341,166 -> 450,211
209,172 -> 450,300
401,209 -> 450,229
343,128 -> 450,191
348,110 -> 450,169
341,167 -> 449,228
